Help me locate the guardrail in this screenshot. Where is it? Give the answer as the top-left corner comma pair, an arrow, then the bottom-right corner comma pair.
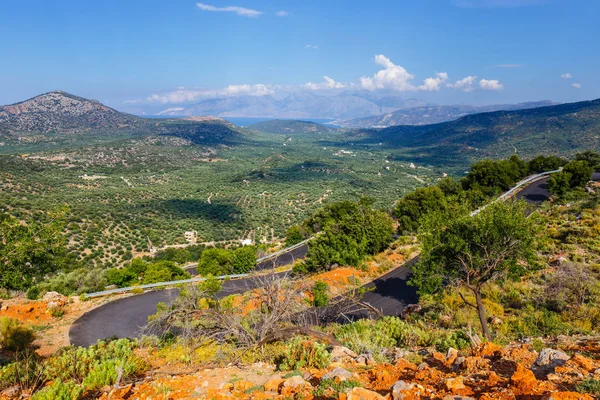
83,273 -> 251,298
470,168 -> 562,216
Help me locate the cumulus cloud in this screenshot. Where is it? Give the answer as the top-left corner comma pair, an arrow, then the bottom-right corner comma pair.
572,83 -> 581,89
196,3 -> 262,17
276,10 -> 289,17
561,72 -> 573,79
360,55 -> 449,92
143,84 -> 274,104
447,76 -> 478,92
305,44 -> 319,49
479,79 -> 504,90
304,76 -> 346,90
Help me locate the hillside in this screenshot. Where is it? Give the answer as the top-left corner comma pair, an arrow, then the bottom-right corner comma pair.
0,91 -> 245,151
348,98 -> 600,165
247,119 -> 340,134
339,101 -> 556,128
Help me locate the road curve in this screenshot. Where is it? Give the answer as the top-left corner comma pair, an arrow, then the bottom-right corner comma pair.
70,172 -> 599,346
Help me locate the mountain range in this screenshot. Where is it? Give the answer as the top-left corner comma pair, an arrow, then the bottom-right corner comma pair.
338,101 -> 557,128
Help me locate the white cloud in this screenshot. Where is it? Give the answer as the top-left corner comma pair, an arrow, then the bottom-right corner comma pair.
571,83 -> 581,89
304,76 -> 346,90
143,84 -> 274,104
447,76 -> 478,92
196,3 -> 262,17
561,72 -> 573,79
360,55 -> 450,92
305,44 -> 319,49
418,72 -> 449,91
157,107 -> 185,115
276,10 -> 289,17
479,79 -> 504,90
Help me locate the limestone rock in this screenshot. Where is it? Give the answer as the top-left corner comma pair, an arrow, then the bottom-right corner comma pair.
346,387 -> 386,400
323,367 -> 352,382
331,345 -> 358,359
536,348 -> 570,368
445,376 -> 466,392
390,380 -> 415,400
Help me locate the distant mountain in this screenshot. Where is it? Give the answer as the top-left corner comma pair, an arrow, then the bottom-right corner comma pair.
339,101 -> 557,128
0,91 -> 244,150
348,98 -> 600,166
156,91 -> 429,121
247,119 -> 340,135
0,91 -> 141,134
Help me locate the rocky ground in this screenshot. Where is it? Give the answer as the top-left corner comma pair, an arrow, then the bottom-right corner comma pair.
87,338 -> 600,400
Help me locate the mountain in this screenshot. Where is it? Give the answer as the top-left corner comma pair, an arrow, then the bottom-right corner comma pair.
0,91 -> 245,150
347,98 -> 600,166
247,119 -> 340,134
156,92 -> 429,120
339,101 -> 557,128
0,91 -> 141,135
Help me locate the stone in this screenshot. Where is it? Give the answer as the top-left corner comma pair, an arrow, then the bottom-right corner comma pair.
417,362 -> 429,370
42,291 -> 67,305
542,392 -> 594,400
281,375 -> 310,396
323,367 -> 353,382
263,378 -> 284,393
569,354 -> 595,372
233,380 -> 254,392
443,396 -> 475,400
536,348 -> 570,368
390,380 -> 414,400
446,348 -> 459,364
0,305 -> 8,311
346,387 -> 386,400
510,363 -> 537,391
445,376 -> 466,392
356,352 -> 377,366
331,345 -> 358,359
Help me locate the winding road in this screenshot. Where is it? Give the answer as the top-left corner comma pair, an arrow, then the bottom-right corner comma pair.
70,172 -> 598,347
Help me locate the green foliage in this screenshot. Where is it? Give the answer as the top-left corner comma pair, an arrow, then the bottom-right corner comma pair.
310,281 -> 329,307
0,208 -> 70,290
303,200 -> 394,272
197,248 -> 234,276
200,274 -> 223,298
141,261 -> 189,284
547,172 -> 572,197
36,267 -> 108,296
106,259 -> 189,287
285,225 -> 305,247
313,379 -> 362,396
232,246 -> 257,274
394,186 -> 447,234
527,155 -> 567,174
0,318 -> 36,352
26,286 -> 40,300
31,380 -> 84,400
576,378 -> 600,395
278,338 -> 330,371
462,155 -> 529,196
45,339 -> 147,391
563,160 -> 593,188
575,150 -> 600,171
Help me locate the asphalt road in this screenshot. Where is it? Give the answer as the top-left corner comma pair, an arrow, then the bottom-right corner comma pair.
70,172 -> 600,347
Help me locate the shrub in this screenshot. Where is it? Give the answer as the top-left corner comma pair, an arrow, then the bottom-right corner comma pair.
576,379 -> 600,395
26,286 -> 40,300
278,338 -> 330,371
31,380 -> 84,400
0,318 -> 36,352
311,281 -> 329,307
285,225 -> 305,247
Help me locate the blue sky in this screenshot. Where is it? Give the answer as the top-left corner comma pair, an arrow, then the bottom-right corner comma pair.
0,0 -> 598,109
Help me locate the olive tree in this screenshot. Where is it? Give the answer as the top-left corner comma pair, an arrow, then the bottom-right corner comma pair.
411,200 -> 538,339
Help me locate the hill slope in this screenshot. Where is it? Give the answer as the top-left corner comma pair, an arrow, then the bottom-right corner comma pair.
0,91 -> 245,151
339,101 -> 556,128
348,98 -> 600,165
247,119 -> 340,134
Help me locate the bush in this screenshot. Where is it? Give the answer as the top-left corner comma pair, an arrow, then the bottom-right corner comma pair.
576,378 -> 600,395
278,338 -> 330,371
26,286 -> 40,300
31,380 -> 84,400
285,225 -> 305,247
311,281 -> 329,307
0,318 -> 36,352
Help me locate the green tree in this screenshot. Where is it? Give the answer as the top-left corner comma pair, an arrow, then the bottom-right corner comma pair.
462,156 -> 528,196
197,248 -> 234,276
285,225 -> 305,247
575,151 -> 600,171
0,209 -> 69,290
311,281 -> 329,307
142,261 -> 189,284
563,160 -> 593,188
411,201 -> 538,339
394,186 -> 447,234
547,172 -> 572,197
528,155 -> 566,174
232,246 -> 257,274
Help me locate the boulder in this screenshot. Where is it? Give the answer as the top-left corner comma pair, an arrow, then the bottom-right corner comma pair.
281,375 -> 310,396
390,380 -> 415,400
42,291 -> 67,304
323,367 -> 352,382
263,378 -> 284,393
510,363 -> 537,391
542,392 -> 594,400
443,396 -> 475,400
536,348 -> 570,368
356,352 -> 377,366
445,376 -> 466,392
331,345 -> 358,359
346,387 -> 386,400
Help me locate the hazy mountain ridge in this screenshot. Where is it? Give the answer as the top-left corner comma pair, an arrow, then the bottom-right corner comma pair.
339,101 -> 558,128
247,119 -> 340,135
156,91 -> 429,120
349,98 -> 600,165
